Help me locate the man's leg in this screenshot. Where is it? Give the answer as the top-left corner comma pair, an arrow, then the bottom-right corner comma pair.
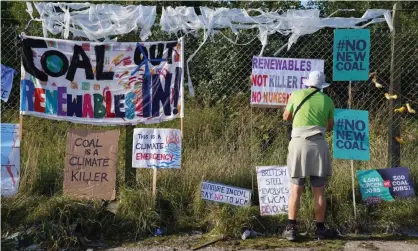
288,182 -> 305,220
311,176 -> 332,240
283,179 -> 305,241
311,182 -> 326,223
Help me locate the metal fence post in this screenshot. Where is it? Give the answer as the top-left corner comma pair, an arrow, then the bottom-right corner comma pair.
388,3 -> 402,168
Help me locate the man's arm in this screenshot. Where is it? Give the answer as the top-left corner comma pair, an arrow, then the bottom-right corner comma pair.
283,94 -> 294,121
283,109 -> 293,121
327,99 -> 335,131
327,118 -> 334,131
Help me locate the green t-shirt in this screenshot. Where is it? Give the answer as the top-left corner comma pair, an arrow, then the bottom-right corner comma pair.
285,89 -> 335,128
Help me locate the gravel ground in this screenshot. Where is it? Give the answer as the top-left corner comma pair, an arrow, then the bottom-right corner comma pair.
344,240 -> 418,251
107,240 -> 418,251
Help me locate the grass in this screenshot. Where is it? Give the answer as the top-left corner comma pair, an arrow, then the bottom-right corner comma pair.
1,101 -> 418,249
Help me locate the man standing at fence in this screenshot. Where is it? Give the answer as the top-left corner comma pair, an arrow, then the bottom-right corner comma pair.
282,71 -> 335,241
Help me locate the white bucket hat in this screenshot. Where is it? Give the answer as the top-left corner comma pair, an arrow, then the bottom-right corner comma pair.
302,71 -> 330,89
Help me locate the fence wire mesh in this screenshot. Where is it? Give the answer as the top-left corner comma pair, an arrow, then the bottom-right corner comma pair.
1,10 -> 417,197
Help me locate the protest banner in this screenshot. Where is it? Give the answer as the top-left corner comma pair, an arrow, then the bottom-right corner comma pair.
333,108 -> 370,161
132,128 -> 181,168
201,181 -> 251,206
257,166 -> 290,216
1,124 -> 20,197
20,35 -> 184,125
333,29 -> 370,81
251,56 -> 324,107
64,129 -> 119,200
1,64 -> 16,102
357,167 -> 415,204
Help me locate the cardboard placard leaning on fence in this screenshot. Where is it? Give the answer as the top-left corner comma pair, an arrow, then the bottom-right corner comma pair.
64,129 -> 119,200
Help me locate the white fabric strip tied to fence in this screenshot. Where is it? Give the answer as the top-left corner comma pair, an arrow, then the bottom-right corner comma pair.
31,2 -> 156,41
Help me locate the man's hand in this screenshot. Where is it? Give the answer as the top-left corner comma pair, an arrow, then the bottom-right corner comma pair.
283,109 -> 293,121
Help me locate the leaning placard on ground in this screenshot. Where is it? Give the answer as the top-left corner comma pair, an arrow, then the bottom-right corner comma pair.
1,124 -> 20,197
333,29 -> 370,81
357,167 -> 415,204
64,129 -> 119,200
20,35 -> 183,125
132,128 -> 181,168
333,108 -> 370,161
257,166 -> 290,216
251,57 -> 324,107
201,181 -> 251,206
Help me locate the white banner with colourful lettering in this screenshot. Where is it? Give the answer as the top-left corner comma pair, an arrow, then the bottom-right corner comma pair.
251,56 -> 324,107
20,35 -> 184,125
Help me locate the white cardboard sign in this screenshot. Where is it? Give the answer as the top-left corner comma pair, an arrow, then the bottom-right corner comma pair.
132,128 -> 182,168
1,124 -> 20,197
257,166 -> 290,215
201,181 -> 251,206
251,56 -> 324,107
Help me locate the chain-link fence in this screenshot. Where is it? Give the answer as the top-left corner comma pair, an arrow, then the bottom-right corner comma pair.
1,9 -> 417,202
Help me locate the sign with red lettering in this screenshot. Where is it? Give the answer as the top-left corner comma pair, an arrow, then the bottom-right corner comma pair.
251,57 -> 324,107
357,167 -> 415,204
201,181 -> 251,206
257,166 -> 290,215
20,35 -> 184,125
132,128 -> 181,168
1,124 -> 20,197
64,129 -> 119,200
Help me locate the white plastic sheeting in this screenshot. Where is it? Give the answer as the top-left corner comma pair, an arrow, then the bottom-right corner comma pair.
160,7 -> 392,95
28,3 -> 393,96
161,7 -> 392,50
31,2 -> 156,41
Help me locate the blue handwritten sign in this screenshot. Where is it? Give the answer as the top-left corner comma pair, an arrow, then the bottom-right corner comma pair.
333,29 -> 370,81
333,109 -> 370,160
357,167 -> 415,204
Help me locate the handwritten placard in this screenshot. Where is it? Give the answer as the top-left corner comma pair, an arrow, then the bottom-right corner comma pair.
132,128 -> 181,168
1,124 -> 20,197
257,166 -> 290,215
64,129 -> 119,200
201,181 -> 251,206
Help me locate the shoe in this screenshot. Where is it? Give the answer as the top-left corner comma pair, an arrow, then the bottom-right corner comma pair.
315,227 -> 334,240
282,225 -> 297,241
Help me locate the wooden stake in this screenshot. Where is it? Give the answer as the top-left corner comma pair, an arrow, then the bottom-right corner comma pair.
181,117 -> 184,138
388,3 -> 402,168
152,167 -> 157,197
19,114 -> 23,141
349,81 -> 357,219
180,36 -> 185,139
191,235 -> 224,251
